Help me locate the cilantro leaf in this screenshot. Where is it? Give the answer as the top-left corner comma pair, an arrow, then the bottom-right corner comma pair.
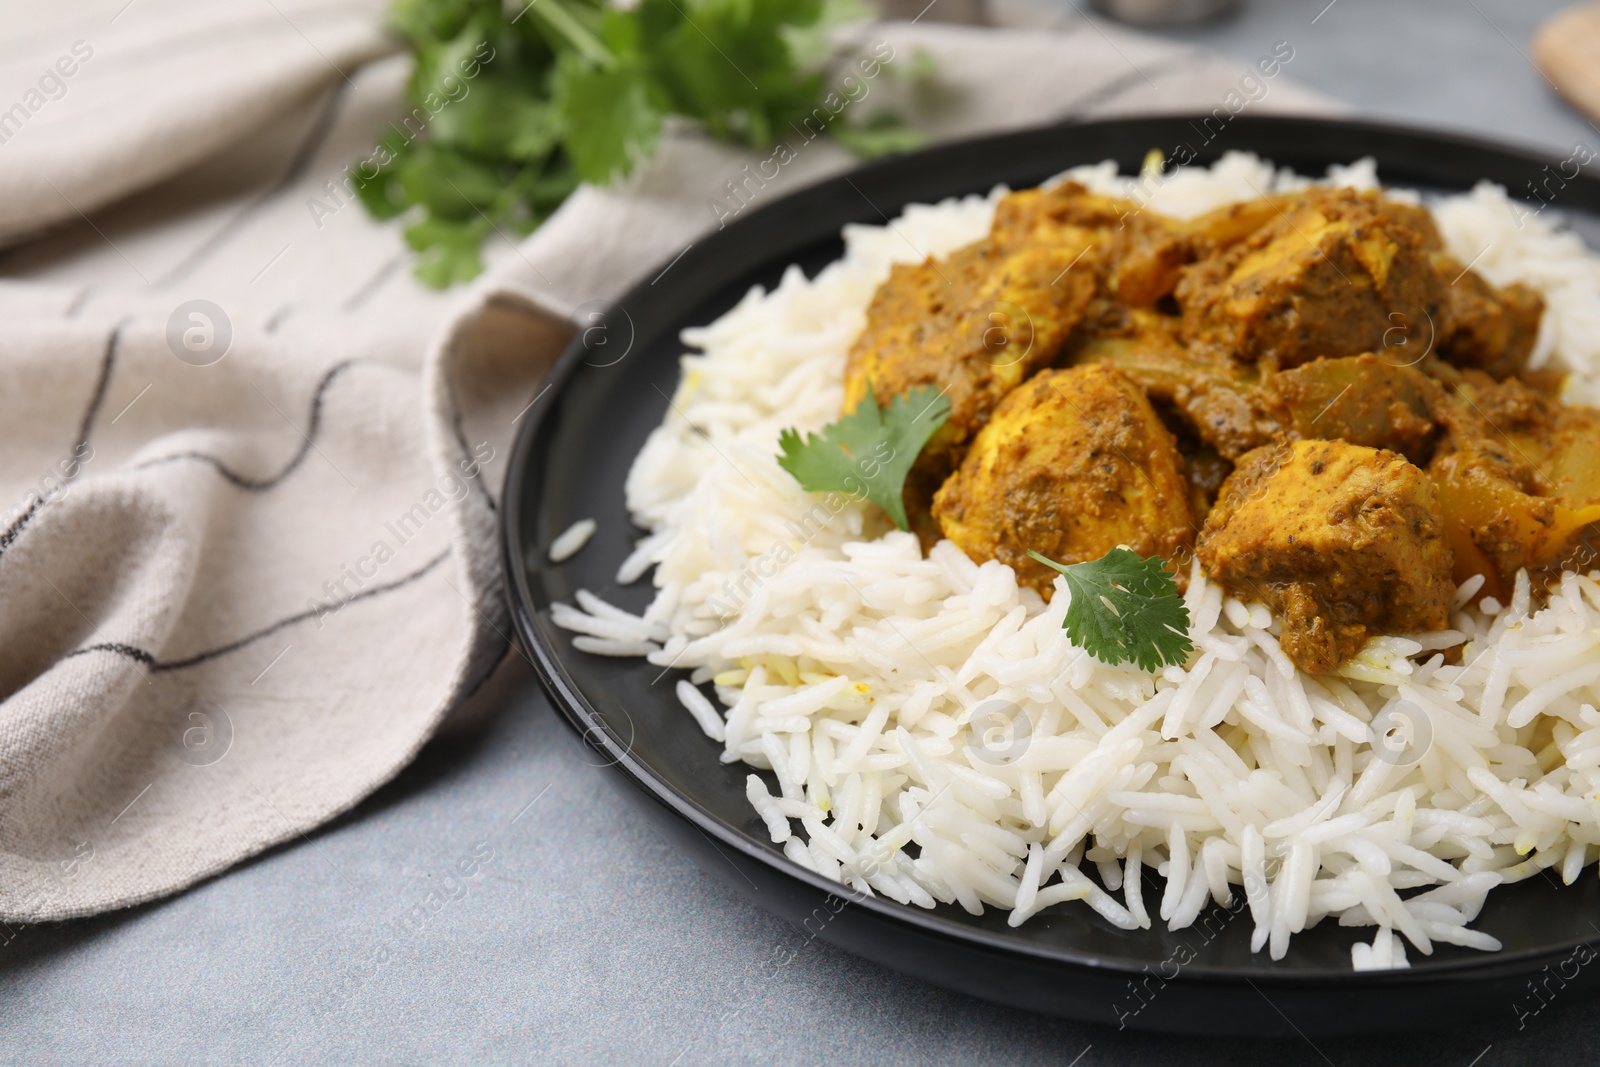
521,0 -> 611,65
902,46 -> 939,82
831,112 -> 928,159
1027,547 -> 1193,672
353,132 -> 415,220
391,0 -> 481,43
396,143 -> 504,219
781,0 -> 872,69
429,79 -> 564,162
552,54 -> 663,184
404,215 -> 491,287
637,0 -> 824,147
776,383 -> 949,531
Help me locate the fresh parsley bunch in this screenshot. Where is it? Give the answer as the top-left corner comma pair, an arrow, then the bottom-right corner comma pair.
357,0 -> 926,286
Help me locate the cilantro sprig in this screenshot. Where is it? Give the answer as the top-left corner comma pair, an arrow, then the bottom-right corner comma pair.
356,0 -> 930,287
776,383 -> 949,531
1028,548 -> 1193,672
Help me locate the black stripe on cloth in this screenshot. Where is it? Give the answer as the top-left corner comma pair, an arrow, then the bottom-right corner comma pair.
72,321 -> 124,466
456,641 -> 511,704
66,642 -> 157,667
62,549 -> 451,673
0,357 -> 362,569
65,285 -> 95,318
131,359 -> 357,491
0,496 -> 42,555
0,322 -> 125,560
151,79 -> 354,290
340,251 -> 406,312
263,303 -> 296,334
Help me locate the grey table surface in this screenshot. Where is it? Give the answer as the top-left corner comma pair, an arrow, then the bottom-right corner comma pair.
5,1 -> 1600,1065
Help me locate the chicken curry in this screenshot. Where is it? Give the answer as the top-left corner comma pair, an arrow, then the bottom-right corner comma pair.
844,179 -> 1600,675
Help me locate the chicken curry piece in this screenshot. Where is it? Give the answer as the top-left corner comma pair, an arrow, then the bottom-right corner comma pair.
843,239 -> 1097,543
1176,187 -> 1442,371
1429,372 -> 1600,602
844,177 -> 1595,672
1197,440 -> 1454,675
932,365 -> 1194,596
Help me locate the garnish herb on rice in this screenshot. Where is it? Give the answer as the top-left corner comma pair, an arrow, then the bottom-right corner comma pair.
1027,548 -> 1193,672
776,383 -> 949,532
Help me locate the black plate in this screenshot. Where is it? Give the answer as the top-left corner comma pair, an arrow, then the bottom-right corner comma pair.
503,115 -> 1600,1036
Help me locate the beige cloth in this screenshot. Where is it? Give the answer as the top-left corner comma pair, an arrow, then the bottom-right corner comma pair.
0,0 -> 1337,920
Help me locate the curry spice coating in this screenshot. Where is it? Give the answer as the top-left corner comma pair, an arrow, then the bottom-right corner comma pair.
1429,372 -> 1600,600
1197,439 -> 1455,674
844,181 -> 1190,543
932,365 -> 1195,598
1175,188 -> 1441,371
843,238 -> 1098,544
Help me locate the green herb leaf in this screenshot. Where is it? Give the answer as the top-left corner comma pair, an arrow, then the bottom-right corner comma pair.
396,143 -> 504,220
430,80 -> 564,162
831,112 -> 928,159
552,53 -> 663,184
362,0 -> 938,286
776,383 -> 949,531
391,0 -> 481,44
638,0 -> 822,147
353,133 -> 415,220
404,215 -> 491,287
903,45 -> 939,82
781,0 -> 871,69
1027,547 -> 1193,672
522,0 -> 612,66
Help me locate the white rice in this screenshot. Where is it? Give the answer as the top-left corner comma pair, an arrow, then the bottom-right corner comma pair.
549,518 -> 598,562
554,152 -> 1600,967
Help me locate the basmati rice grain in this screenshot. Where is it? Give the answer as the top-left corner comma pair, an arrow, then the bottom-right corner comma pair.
677,679 -> 727,742
548,518 -> 597,562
